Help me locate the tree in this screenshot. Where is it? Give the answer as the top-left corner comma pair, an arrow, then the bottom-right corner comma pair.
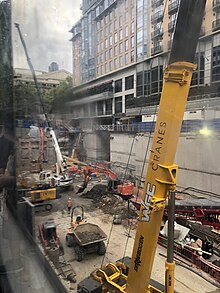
14,82 -> 39,118
49,76 -> 73,113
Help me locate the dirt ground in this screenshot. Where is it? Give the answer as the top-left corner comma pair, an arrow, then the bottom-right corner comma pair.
35,180 -> 220,293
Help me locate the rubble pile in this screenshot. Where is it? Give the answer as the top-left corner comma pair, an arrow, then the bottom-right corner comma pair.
82,184 -> 137,220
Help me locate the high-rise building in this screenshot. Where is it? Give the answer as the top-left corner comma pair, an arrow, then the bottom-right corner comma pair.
69,0 -> 220,127
49,62 -> 59,72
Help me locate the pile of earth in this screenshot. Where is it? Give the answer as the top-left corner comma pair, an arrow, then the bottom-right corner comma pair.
82,184 -> 138,220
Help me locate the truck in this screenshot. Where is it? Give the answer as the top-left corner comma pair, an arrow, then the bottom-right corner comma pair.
66,206 -> 107,261
77,0 -> 206,292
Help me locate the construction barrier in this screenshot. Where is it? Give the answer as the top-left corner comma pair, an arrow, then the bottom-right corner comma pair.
158,235 -> 220,283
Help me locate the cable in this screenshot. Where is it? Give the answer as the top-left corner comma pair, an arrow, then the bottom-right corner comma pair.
100,215 -> 114,267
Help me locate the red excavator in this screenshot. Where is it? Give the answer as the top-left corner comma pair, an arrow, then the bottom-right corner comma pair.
76,163 -> 134,198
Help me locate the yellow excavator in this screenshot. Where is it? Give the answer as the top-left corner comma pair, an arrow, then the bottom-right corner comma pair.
77,0 -> 206,292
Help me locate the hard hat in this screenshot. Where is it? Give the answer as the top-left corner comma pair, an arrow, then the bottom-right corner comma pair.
69,197 -> 71,200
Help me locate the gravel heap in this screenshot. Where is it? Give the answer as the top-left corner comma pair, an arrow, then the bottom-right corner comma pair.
82,184 -> 137,220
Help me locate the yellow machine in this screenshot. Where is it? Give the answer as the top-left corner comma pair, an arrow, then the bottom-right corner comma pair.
26,188 -> 57,211
77,1 -> 206,292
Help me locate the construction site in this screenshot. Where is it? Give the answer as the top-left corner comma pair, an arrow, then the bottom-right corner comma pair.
1,0 -> 220,292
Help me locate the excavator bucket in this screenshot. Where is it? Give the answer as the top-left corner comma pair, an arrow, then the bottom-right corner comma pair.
75,184 -> 86,194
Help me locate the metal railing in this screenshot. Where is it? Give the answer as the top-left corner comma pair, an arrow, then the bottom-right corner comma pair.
213,0 -> 220,10
212,19 -> 220,31
158,235 -> 220,284
93,119 -> 220,134
168,1 -> 179,14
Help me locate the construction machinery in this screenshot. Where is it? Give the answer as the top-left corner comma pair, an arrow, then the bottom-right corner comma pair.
38,218 -> 64,256
15,23 -> 73,210
66,206 -> 107,261
77,163 -> 134,198
77,1 -> 206,292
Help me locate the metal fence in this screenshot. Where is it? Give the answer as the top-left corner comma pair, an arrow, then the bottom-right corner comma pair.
94,118 -> 220,134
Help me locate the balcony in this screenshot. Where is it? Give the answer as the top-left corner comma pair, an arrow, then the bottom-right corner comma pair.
151,45 -> 163,55
151,0 -> 163,8
168,1 -> 179,15
212,19 -> 220,32
168,20 -> 175,32
151,29 -> 163,39
213,0 -> 220,11
151,11 -> 163,23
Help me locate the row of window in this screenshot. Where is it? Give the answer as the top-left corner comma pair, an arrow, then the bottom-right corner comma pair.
97,51 -> 135,75
97,22 -> 135,43
97,37 -> 135,62
115,75 -> 134,92
97,33 -> 135,54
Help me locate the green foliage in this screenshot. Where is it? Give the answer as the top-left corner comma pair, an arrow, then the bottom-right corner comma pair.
14,82 -> 38,117
14,76 -> 73,117
50,76 -> 73,113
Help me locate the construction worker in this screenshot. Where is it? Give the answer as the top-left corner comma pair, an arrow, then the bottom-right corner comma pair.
67,197 -> 73,213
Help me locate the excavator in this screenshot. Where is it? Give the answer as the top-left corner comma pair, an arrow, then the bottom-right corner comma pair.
76,163 -> 134,198
77,0 -> 206,292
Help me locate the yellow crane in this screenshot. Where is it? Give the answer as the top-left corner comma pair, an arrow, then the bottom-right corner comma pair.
77,0 -> 206,292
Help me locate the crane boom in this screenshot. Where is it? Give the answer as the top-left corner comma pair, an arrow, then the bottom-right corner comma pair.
126,1 -> 206,292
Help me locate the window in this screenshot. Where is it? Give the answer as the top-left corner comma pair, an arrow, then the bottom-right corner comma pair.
131,50 -> 134,62
97,101 -> 104,115
109,11 -> 113,21
125,39 -> 129,51
114,45 -> 118,56
125,0 -> 128,8
115,96 -> 122,113
119,55 -> 123,66
119,42 -> 123,54
131,7 -> 134,19
100,53 -> 103,63
109,36 -> 112,46
109,48 -> 112,58
114,58 -> 118,69
114,32 -> 118,43
131,36 -> 134,48
115,79 -> 122,92
119,29 -> 123,40
131,22 -> 134,34
125,26 -> 128,37
125,75 -> 134,90
125,12 -> 128,23
100,29 -> 103,38
105,26 -> 108,36
119,16 -> 123,27
105,15 -> 108,24
105,99 -> 112,115
125,53 -> 129,64
125,94 -> 135,109
105,63 -> 108,72
105,38 -> 108,48
114,19 -> 117,30
109,60 -> 112,71
109,23 -> 112,34
105,51 -> 108,61
212,46 -> 220,82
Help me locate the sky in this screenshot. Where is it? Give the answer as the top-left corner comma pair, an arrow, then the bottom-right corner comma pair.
12,0 -> 82,73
